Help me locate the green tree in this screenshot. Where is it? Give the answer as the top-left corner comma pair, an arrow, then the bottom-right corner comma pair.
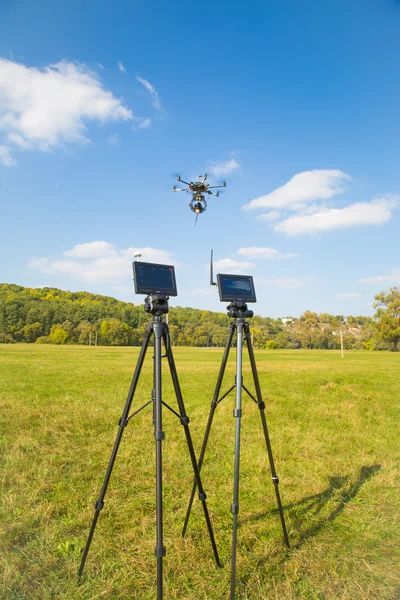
74,321 -> 95,345
48,325 -> 69,344
99,318 -> 130,346
0,333 -> 14,343
266,339 -> 277,349
22,322 -> 43,342
211,325 -> 229,347
373,287 -> 400,351
294,311 -> 319,348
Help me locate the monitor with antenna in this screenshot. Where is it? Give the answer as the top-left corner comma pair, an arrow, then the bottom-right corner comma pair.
217,274 -> 256,303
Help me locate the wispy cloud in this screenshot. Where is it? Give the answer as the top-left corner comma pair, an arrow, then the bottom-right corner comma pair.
359,268 -> 400,285
256,210 -> 280,223
136,117 -> 151,130
0,145 -> 16,166
137,76 -> 162,111
274,198 -> 397,235
108,133 -> 119,145
336,293 -> 362,298
63,241 -> 117,258
212,258 -> 255,274
208,158 -> 240,177
255,275 -> 320,289
0,58 -> 133,165
117,61 -> 127,73
29,242 -> 176,282
237,247 -> 297,260
243,169 -> 350,211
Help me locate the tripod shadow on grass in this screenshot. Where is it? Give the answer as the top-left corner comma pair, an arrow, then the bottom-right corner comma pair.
237,464 -> 381,592
284,464 -> 381,549
245,464 -> 381,552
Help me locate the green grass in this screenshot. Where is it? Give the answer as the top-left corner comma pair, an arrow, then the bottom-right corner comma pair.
0,344 -> 399,599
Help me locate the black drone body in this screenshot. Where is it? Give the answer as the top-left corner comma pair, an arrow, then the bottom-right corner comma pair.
172,174 -> 227,223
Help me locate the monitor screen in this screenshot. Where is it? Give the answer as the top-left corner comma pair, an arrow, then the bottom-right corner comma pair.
217,274 -> 256,303
133,261 -> 178,296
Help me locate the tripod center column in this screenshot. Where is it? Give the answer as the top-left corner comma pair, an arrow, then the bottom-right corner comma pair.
230,318 -> 244,599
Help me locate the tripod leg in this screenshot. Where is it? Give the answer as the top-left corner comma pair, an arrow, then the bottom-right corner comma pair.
244,325 -> 290,548
230,321 -> 244,600
182,321 -> 235,537
152,318 -> 165,600
78,324 -> 153,577
163,327 -> 221,568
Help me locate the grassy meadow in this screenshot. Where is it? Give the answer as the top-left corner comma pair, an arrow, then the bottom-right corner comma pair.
0,344 -> 399,599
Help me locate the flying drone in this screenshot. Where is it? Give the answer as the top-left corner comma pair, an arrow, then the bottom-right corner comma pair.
172,174 -> 227,223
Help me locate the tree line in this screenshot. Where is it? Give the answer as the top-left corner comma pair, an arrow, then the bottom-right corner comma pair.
0,283 -> 399,351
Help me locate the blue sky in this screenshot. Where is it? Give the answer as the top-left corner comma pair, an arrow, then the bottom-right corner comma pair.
1,0 -> 399,318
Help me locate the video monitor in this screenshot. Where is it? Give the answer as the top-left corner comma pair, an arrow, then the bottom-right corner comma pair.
217,274 -> 256,303
133,261 -> 177,296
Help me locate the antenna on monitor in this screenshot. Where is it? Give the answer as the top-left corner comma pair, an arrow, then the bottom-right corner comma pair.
210,249 -> 216,286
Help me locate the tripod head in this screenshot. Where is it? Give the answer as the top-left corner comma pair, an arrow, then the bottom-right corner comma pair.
144,294 -> 169,317
226,300 -> 254,320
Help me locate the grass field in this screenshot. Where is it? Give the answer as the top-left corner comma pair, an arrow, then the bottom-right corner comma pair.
0,344 -> 399,600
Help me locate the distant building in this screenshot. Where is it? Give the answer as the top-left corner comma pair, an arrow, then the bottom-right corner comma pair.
281,317 -> 294,326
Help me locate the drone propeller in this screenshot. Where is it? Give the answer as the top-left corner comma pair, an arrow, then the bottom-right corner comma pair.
177,176 -> 191,186
207,183 -> 226,190
172,186 -> 190,192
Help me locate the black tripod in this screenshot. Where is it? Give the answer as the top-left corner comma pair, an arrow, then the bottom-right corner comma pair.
79,294 -> 221,599
183,300 -> 290,599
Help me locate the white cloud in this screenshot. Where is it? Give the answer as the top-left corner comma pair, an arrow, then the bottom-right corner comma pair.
359,268 -> 400,285
237,247 -> 297,260
136,76 -> 162,111
136,117 -> 151,130
213,258 -> 255,274
208,158 -> 240,177
243,169 -> 350,211
0,145 -> 16,166
0,58 -> 133,163
29,242 -> 176,282
336,293 -> 362,298
274,199 -> 397,235
29,257 -> 51,271
256,211 -> 280,223
117,61 -> 127,73
63,241 -> 117,258
255,275 -> 320,289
